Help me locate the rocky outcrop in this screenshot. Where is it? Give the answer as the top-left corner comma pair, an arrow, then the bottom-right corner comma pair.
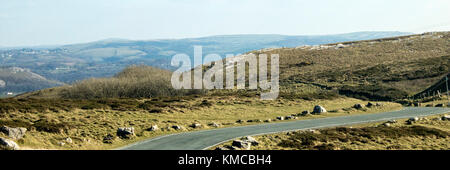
0,126 -> 27,140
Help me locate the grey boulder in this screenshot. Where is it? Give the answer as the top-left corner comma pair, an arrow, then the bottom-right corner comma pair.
117,127 -> 135,139
0,137 -> 19,150
232,140 -> 251,150
0,126 -> 27,140
312,105 -> 327,114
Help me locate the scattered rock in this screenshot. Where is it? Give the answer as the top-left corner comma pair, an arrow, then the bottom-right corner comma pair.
432,117 -> 441,121
190,123 -> 202,128
65,137 -> 73,144
301,111 -> 310,116
412,102 -> 421,107
312,105 -> 327,114
208,122 -> 220,128
0,126 -> 27,140
232,140 -> 251,150
264,119 -> 272,123
409,117 -> 419,122
172,125 -> 183,130
386,120 -> 397,124
425,104 -> 433,107
242,136 -> 259,146
117,127 -> 135,139
442,115 -> 450,121
276,116 -> 284,120
306,129 -> 317,133
285,116 -> 295,120
148,125 -> 159,131
236,120 -> 244,123
406,117 -> 419,124
353,104 -> 365,109
58,142 -> 65,146
335,43 -> 346,49
0,137 -> 19,150
382,122 -> 391,127
366,102 -> 374,107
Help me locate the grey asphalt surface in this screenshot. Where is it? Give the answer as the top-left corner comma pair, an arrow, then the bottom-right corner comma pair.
119,107 -> 450,150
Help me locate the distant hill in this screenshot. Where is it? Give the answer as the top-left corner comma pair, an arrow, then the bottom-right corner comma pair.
22,32 -> 449,102
249,32 -> 449,101
0,31 -> 411,85
0,67 -> 64,96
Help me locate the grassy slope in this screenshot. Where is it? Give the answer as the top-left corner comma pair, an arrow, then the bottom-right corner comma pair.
0,67 -> 64,94
253,32 -> 449,100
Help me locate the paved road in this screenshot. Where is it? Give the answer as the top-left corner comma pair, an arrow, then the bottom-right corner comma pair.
119,107 -> 450,150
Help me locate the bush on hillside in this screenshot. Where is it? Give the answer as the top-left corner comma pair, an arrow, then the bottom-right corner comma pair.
59,65 -> 204,99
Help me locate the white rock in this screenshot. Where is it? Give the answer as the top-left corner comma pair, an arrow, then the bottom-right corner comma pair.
148,125 -> 159,131
0,137 -> 20,150
65,137 -> 73,144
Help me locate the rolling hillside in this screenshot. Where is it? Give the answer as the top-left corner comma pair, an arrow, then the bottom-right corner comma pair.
21,32 -> 449,102
0,32 -> 411,85
208,32 -> 450,101
0,67 -> 64,96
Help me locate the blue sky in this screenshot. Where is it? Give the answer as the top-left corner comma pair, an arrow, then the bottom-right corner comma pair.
0,0 -> 449,47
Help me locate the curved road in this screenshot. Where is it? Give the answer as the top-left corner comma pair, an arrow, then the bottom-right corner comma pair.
119,107 -> 450,150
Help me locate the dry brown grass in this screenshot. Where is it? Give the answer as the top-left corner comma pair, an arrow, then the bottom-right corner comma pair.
242,114 -> 450,150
